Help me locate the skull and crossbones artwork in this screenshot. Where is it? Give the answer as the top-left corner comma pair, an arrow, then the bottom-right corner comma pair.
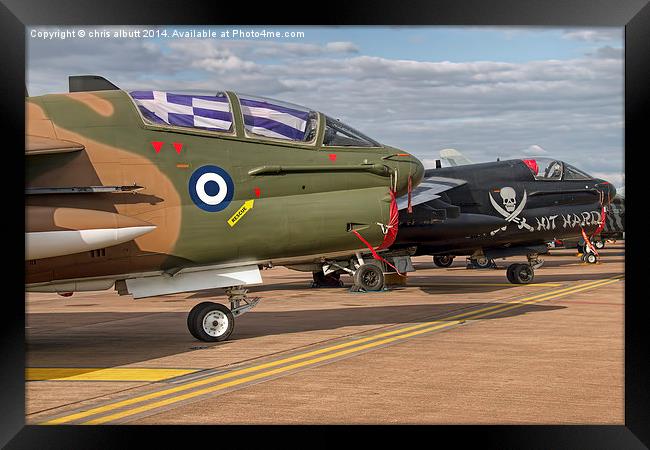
500,187 -> 517,212
489,187 -> 534,234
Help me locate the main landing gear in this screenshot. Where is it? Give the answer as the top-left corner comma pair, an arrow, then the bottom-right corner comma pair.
505,254 -> 543,284
466,256 -> 496,269
506,263 -> 534,284
433,255 -> 454,268
187,286 -> 260,342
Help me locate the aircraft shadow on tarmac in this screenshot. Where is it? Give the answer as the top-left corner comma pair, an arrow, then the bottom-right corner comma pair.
410,270 -> 624,286
27,302 -> 564,368
189,268 -> 623,297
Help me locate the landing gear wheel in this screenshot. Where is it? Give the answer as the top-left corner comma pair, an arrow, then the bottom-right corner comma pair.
187,302 -> 234,342
594,240 -> 605,249
473,257 -> 494,269
584,253 -> 598,264
353,264 -> 385,292
507,263 -> 534,284
187,301 -> 214,340
433,255 -> 454,268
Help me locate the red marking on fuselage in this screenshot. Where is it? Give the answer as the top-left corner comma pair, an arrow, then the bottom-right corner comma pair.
151,141 -> 164,153
254,187 -> 261,198
328,154 -> 337,162
173,142 -> 183,154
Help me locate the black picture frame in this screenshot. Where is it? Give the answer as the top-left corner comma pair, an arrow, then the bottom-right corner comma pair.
2,0 -> 646,447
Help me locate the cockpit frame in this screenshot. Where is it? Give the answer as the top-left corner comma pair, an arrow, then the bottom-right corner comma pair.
522,158 -> 594,182
127,89 -> 383,151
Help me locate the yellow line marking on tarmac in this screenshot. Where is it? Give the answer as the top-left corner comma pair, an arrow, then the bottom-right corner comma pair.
27,368 -> 198,382
42,275 -> 623,425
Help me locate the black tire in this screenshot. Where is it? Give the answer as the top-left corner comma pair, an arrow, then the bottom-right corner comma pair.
510,263 -> 534,284
433,255 -> 454,268
506,264 -> 516,283
187,302 -> 234,342
585,253 -> 598,264
594,240 -> 605,249
187,301 -> 216,340
474,257 -> 494,269
353,264 -> 385,291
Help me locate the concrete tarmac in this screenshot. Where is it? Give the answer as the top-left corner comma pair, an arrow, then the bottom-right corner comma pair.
26,243 -> 624,424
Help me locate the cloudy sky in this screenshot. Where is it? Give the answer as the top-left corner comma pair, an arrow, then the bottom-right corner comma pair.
27,26 -> 624,187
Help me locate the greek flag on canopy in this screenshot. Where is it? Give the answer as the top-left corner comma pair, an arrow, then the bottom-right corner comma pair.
239,96 -> 310,141
130,91 -> 232,132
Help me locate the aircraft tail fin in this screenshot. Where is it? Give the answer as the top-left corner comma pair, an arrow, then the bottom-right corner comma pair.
69,75 -> 120,93
439,148 -> 473,166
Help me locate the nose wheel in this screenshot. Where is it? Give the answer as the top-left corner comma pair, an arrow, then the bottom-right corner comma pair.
352,263 -> 385,292
582,253 -> 598,264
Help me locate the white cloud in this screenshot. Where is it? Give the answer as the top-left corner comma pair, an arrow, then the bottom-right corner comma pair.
26,28 -> 624,186
562,29 -> 621,42
590,171 -> 624,189
522,145 -> 548,155
324,41 -> 359,53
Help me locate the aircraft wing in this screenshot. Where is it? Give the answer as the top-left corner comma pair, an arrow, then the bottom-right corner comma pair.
397,176 -> 467,211
26,135 -> 84,155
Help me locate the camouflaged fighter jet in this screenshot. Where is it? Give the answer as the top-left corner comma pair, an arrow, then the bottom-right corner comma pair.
25,75 -> 424,341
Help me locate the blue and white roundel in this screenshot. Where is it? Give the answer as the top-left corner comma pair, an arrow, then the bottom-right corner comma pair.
188,165 -> 234,212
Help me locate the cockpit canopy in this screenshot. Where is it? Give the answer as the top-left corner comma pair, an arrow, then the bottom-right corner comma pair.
130,90 -> 234,132
129,90 -> 380,147
521,158 -> 593,181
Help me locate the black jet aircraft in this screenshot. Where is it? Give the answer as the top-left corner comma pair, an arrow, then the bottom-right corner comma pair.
390,157 -> 615,284
551,188 -> 624,251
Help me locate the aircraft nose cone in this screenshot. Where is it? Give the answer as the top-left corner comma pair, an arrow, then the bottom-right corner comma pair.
408,153 -> 425,187
399,153 -> 425,196
595,180 -> 616,204
382,150 -> 425,196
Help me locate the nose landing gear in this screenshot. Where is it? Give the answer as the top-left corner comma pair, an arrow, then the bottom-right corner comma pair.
582,252 -> 598,264
353,263 -> 385,292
